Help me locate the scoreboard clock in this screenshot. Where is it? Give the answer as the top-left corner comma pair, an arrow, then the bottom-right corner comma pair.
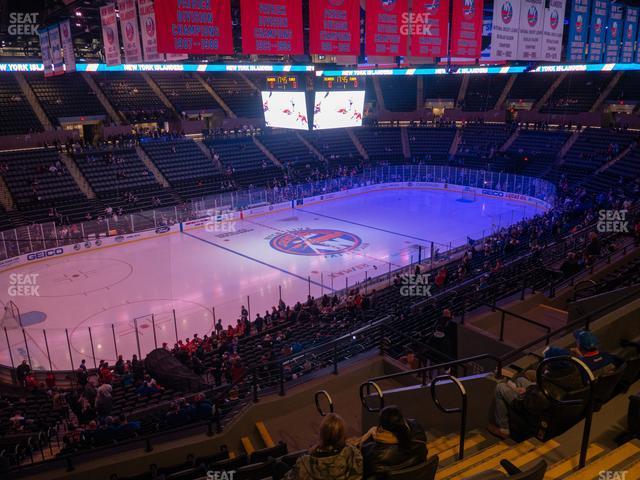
319,75 -> 361,90
265,75 -> 299,90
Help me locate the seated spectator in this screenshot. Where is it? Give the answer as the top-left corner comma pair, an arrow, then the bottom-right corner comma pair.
137,374 -> 161,396
488,346 -> 583,439
359,406 -> 428,478
572,330 -> 623,377
285,413 -> 362,480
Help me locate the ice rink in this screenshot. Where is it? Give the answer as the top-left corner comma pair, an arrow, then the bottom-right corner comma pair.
0,187 -> 544,370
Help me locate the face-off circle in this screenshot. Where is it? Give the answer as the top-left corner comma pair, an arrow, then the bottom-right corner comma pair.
270,229 -> 362,256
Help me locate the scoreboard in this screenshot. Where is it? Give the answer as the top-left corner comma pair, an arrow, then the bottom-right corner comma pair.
265,75 -> 299,90
318,75 -> 361,90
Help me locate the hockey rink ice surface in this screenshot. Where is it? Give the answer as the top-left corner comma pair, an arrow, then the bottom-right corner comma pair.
0,188 -> 545,370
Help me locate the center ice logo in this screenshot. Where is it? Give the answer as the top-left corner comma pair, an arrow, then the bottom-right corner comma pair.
270,229 -> 362,256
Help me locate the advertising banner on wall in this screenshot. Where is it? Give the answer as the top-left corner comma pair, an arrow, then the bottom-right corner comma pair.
516,0 -> 544,60
241,0 -> 304,55
59,19 -> 75,73
450,0 -> 484,60
137,0 -> 163,62
604,2 -> 623,63
309,0 -> 360,56
155,0 -> 234,55
410,0 -> 450,58
365,0 -> 409,57
540,0 -> 566,62
100,3 -> 122,66
119,0 -> 143,63
490,0 -> 522,61
565,0 -> 591,62
586,0 -> 609,63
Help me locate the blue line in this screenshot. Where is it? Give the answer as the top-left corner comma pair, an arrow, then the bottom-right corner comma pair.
182,231 -> 335,292
295,207 -> 439,245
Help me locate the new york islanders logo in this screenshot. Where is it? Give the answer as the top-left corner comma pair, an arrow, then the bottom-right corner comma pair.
610,21 -> 618,39
549,9 -> 559,30
146,16 -> 155,37
328,0 -> 346,5
380,0 -> 397,12
501,2 -> 513,24
576,15 -> 584,34
594,17 -> 603,35
463,0 -> 475,18
270,229 -> 362,256
125,22 -> 135,41
627,24 -> 634,40
527,6 -> 538,27
423,0 -> 440,11
106,27 -> 115,45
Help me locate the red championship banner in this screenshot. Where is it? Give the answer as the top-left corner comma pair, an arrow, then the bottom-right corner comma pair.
309,0 -> 360,55
365,0 -> 409,56
241,0 -> 304,55
450,0 -> 484,59
155,0 -> 234,55
409,0 -> 450,57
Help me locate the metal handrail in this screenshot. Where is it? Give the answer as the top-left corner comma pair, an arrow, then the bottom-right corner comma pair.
480,303 -> 552,343
430,375 -> 468,461
314,390 -> 334,417
359,381 -> 384,412
535,356 -> 596,470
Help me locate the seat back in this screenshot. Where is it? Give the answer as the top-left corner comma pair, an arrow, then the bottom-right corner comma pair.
593,364 -> 627,409
249,442 -> 288,463
384,455 -> 439,480
235,458 -> 275,480
510,459 -> 547,480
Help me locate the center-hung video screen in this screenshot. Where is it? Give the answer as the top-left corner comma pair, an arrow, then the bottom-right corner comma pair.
261,91 -> 309,130
312,91 -> 365,130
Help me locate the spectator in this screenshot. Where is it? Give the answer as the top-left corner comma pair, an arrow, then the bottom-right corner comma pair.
572,330 -> 623,377
488,346 -> 583,439
359,406 -> 428,478
16,360 -> 30,387
285,413 -> 362,480
96,383 -> 113,417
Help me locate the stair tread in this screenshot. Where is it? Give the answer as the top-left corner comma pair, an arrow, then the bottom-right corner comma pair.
564,442 -> 640,479
544,444 -> 606,479
256,421 -> 275,449
432,433 -> 488,462
436,443 -> 511,479
240,436 -> 255,456
452,440 -> 539,478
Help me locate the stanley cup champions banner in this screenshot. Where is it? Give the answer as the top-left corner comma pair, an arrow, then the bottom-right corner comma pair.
365,0 -> 409,56
541,0 -> 566,62
622,6 -> 639,63
100,3 -> 122,66
241,0 -> 304,55
586,0 -> 608,63
38,27 -> 54,77
490,0 -> 522,61
309,0 -> 360,56
155,0 -> 233,55
516,0 -> 544,60
450,0 -> 484,59
48,23 -> 64,75
137,0 -> 163,62
604,2 -> 623,63
410,0 -> 450,58
119,0 -> 143,63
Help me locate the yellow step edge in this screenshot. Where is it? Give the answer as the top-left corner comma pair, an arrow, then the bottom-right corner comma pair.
430,432 -> 485,455
510,440 -> 561,470
544,444 -> 605,479
256,421 -> 276,448
434,434 -> 489,463
564,442 -> 640,479
228,451 -> 237,459
456,441 -> 539,478
436,443 -> 511,479
622,458 -> 640,478
241,437 -> 255,456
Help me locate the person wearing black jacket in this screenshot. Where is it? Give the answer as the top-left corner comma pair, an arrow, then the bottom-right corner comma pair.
359,406 -> 428,478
